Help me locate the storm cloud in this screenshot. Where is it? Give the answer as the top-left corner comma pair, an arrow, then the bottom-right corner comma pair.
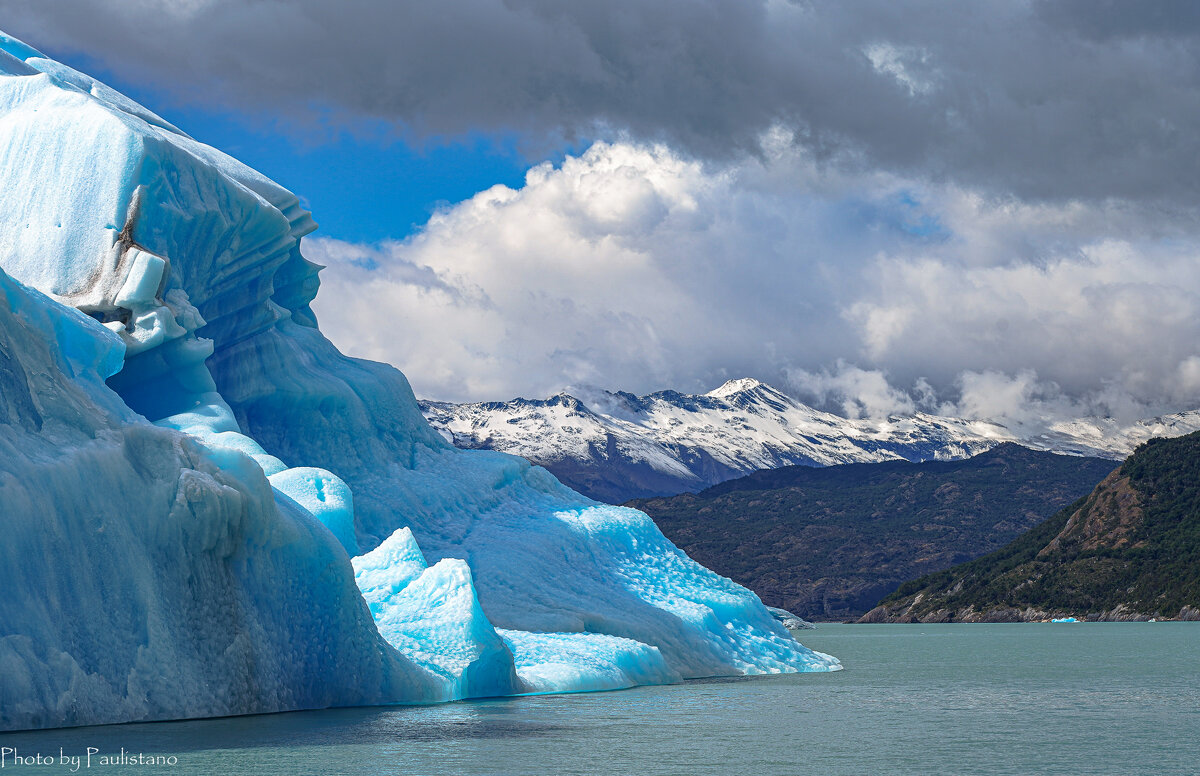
7,0 -> 1200,203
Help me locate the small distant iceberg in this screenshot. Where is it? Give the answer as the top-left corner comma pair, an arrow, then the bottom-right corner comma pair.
767,606 -> 816,630
1050,617 -> 1079,623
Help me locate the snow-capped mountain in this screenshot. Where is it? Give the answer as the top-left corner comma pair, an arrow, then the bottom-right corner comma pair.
421,378 -> 1200,502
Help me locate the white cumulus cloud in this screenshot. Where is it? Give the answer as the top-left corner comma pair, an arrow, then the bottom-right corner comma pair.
308,138 -> 1200,431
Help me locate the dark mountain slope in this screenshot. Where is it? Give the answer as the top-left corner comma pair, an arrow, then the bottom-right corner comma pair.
630,444 -> 1117,620
864,432 -> 1200,622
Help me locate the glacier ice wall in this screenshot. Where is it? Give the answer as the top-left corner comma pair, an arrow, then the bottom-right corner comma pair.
0,30 -> 837,729
0,266 -> 436,730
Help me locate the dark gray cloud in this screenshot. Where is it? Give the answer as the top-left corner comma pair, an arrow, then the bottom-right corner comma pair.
1037,0 -> 1200,40
6,0 -> 1200,204
10,1 -> 1200,425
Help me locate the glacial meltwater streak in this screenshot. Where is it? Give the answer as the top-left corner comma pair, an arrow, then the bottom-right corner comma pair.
1,623 -> 1196,776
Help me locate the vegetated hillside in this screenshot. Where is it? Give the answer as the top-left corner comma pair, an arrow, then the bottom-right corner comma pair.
629,444 -> 1117,620
864,431 -> 1200,622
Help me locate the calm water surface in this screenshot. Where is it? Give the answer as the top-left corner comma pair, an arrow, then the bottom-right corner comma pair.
1,623 -> 1196,775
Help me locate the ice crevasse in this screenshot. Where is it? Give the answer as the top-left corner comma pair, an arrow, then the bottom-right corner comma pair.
0,31 -> 839,731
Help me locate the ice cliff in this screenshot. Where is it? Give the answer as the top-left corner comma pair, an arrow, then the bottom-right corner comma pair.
0,31 -> 837,731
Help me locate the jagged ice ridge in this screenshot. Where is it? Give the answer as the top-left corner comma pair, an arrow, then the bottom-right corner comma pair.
0,32 -> 838,731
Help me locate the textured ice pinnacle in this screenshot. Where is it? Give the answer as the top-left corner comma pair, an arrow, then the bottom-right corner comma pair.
0,29 -> 838,731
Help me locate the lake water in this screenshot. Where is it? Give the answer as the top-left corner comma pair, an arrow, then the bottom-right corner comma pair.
1,623 -> 1196,775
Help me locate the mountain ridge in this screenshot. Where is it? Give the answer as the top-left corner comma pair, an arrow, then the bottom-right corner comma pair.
421,378 -> 1200,502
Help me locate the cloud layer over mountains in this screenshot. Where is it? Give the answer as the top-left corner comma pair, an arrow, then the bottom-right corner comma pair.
10,1 -> 1200,428
305,140 -> 1200,431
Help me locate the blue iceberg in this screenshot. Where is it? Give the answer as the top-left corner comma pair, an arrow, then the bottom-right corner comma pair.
0,30 -> 838,731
